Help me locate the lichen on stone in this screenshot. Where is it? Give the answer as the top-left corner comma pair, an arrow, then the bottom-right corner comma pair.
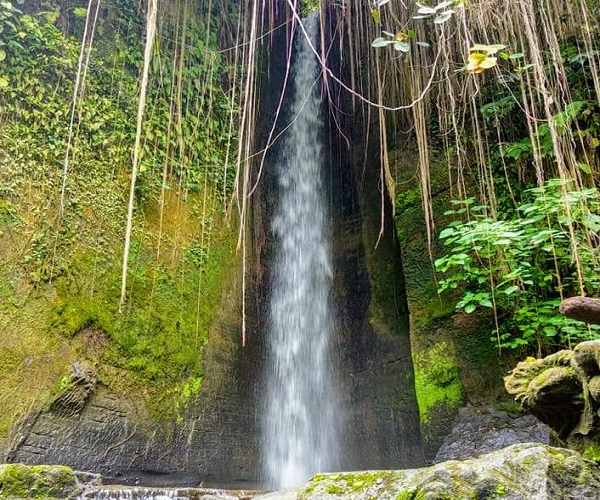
0,463 -> 97,499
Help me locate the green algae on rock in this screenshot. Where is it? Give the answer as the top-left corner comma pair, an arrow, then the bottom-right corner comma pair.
0,464 -> 99,499
290,444 -> 600,500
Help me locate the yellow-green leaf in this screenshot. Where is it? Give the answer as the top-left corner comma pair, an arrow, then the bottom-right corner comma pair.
371,8 -> 381,25
0,49 -> 6,62
0,77 -> 9,88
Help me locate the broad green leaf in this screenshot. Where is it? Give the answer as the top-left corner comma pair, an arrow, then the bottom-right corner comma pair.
464,304 -> 476,314
372,37 -> 392,48
434,10 -> 454,23
393,41 -> 410,52
435,1 -> 454,10
371,8 -> 381,24
417,6 -> 436,14
577,162 -> 591,174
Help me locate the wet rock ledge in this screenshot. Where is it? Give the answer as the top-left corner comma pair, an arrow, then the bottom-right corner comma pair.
256,444 -> 600,500
3,444 -> 600,499
0,464 -> 264,499
0,463 -> 100,499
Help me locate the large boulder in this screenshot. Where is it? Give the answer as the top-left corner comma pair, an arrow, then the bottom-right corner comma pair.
0,464 -> 100,499
560,296 -> 600,325
504,341 -> 600,449
256,444 -> 600,499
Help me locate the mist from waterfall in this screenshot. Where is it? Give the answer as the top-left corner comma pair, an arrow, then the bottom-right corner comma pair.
262,12 -> 341,489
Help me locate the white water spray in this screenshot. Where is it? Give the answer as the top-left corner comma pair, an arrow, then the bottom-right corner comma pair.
263,13 -> 340,489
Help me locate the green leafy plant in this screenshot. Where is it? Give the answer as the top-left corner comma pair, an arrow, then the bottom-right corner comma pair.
435,179 -> 600,352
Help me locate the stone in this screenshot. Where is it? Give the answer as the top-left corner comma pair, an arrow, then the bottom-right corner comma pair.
560,296 -> 600,325
50,360 -> 97,419
434,404 -> 549,462
504,352 -> 584,440
504,341 -> 600,450
0,463 -> 100,499
254,444 -> 600,500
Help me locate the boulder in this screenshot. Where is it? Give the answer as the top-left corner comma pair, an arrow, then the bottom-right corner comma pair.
504,341 -> 600,449
0,463 -> 100,499
255,444 -> 600,499
559,296 -> 600,325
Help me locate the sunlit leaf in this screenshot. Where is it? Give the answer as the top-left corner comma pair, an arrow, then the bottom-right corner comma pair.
371,8 -> 381,24
73,7 -> 87,17
372,37 -> 392,48
577,162 -> 591,174
464,304 -> 476,314
417,6 -> 436,14
435,1 -> 454,10
434,10 -> 454,24
393,41 -> 410,52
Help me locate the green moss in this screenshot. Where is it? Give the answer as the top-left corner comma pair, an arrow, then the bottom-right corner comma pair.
583,445 -> 600,463
300,0 -> 320,14
300,471 -> 400,499
0,464 -> 79,499
45,202 -> 236,421
395,489 -> 426,500
324,484 -> 345,494
414,341 -> 462,423
395,188 -> 422,214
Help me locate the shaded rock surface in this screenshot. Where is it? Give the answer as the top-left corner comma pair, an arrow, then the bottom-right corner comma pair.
255,444 -> 600,500
505,341 -> 600,449
435,404 -> 550,462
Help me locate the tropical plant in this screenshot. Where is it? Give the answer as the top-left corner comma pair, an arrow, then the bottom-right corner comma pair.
435,179 -> 600,353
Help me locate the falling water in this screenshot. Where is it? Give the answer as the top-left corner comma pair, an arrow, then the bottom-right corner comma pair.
262,13 -> 340,489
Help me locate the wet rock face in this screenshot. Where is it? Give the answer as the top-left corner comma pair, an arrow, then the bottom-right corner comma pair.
504,341 -> 600,448
255,444 -> 600,500
50,361 -> 97,419
434,405 -> 550,462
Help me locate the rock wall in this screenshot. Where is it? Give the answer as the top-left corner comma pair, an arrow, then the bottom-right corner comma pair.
392,143 -> 513,459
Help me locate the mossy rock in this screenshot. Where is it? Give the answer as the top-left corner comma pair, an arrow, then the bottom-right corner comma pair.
0,464 -> 99,499
284,444 -> 600,500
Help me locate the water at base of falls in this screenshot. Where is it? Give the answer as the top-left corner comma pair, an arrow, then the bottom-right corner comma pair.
78,487 -> 262,500
262,12 -> 341,489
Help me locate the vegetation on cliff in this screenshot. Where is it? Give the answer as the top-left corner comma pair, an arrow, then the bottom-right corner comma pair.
0,0 -> 241,441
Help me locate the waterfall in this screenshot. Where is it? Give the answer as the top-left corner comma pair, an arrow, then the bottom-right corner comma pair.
262,12 -> 340,489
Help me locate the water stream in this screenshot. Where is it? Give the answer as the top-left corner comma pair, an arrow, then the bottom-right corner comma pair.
262,12 -> 341,489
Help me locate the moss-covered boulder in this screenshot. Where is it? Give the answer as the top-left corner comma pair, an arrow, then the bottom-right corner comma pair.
256,444 -> 600,499
0,464 -> 100,499
505,341 -> 600,449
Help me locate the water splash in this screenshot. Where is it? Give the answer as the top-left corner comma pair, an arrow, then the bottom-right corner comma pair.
263,12 -> 341,489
